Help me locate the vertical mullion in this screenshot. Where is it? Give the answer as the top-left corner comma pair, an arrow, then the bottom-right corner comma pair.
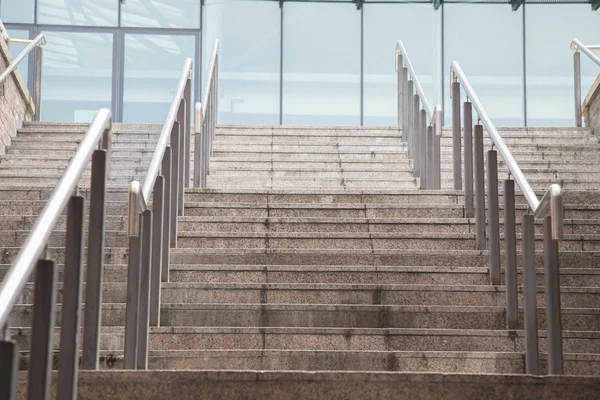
279,0 -> 284,125
111,30 -> 119,121
360,5 -> 364,126
522,3 -> 527,126
117,29 -> 125,122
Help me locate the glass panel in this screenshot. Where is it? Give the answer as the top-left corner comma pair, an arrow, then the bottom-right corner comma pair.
41,31 -> 113,122
526,5 -> 600,127
38,0 -> 117,26
282,3 -> 360,126
363,4 -> 437,126
444,5 -> 524,126
122,0 -> 200,29
6,28 -> 31,91
1,0 -> 34,23
203,0 -> 280,125
123,33 -> 195,123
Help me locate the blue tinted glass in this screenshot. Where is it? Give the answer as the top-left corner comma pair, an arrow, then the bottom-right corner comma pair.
41,31 -> 113,121
6,28 -> 31,91
123,34 -> 195,123
122,0 -> 201,29
282,3 -> 360,126
38,0 -> 117,26
1,0 -> 34,23
203,0 -> 280,124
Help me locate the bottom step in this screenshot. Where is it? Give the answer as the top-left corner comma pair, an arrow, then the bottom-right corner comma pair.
16,370 -> 600,399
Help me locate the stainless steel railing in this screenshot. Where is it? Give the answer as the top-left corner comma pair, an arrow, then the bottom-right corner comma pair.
571,38 -> 600,127
0,109 -> 113,399
450,61 -> 565,376
124,58 -> 193,370
194,39 -> 219,189
395,40 -> 442,189
0,28 -> 46,121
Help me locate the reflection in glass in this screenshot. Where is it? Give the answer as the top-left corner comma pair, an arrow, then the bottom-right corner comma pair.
526,5 -> 600,126
6,28 -> 31,91
444,5 -> 524,126
41,31 -> 113,121
38,0 -> 117,26
363,4 -> 436,126
283,3 -> 360,126
123,34 -> 195,122
1,0 -> 34,23
203,0 -> 280,124
122,0 -> 200,29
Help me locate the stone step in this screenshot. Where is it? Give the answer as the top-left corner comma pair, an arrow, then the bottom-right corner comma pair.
16,281 -> 598,307
18,349 -> 600,374
0,214 -> 127,231
205,177 -> 420,190
0,186 -> 130,201
0,230 -> 128,247
13,370 -> 600,400
10,327 -> 600,354
9,303 -> 599,331
0,200 -> 128,215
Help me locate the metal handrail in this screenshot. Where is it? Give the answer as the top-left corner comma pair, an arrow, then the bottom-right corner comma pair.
450,61 -> 564,240
396,40 -> 442,190
571,38 -> 600,127
396,40 -> 433,120
0,33 -> 46,85
140,58 -> 193,205
194,40 -> 219,189
0,108 -> 112,330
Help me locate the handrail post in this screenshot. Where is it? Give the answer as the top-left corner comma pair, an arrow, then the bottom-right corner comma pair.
486,149 -> 501,285
57,195 -> 85,399
150,176 -> 164,326
503,179 -> 519,330
522,213 -> 540,375
0,334 -> 18,400
184,77 -> 192,188
473,125 -> 486,250
401,67 -> 408,142
544,216 -> 564,375
574,51 -> 582,127
33,45 -> 43,121
137,209 -> 153,369
426,125 -> 434,190
464,102 -> 474,218
451,81 -> 462,190
161,147 -> 172,282
433,109 -> 442,190
82,149 -> 108,370
419,109 -> 427,187
406,80 -> 414,150
193,103 -> 203,188
397,54 -> 403,127
170,121 -> 180,247
412,94 -> 420,174
177,99 -> 186,216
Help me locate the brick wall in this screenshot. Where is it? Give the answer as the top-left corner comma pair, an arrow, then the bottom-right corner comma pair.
0,37 -> 35,155
583,73 -> 600,133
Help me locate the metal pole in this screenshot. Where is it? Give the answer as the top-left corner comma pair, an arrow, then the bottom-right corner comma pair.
522,214 -> 540,375
503,179 -> 518,329
184,79 -> 192,188
57,196 -> 85,400
574,51 -> 582,127
401,68 -> 408,142
123,216 -> 142,370
412,94 -> 419,173
433,115 -> 441,190
161,147 -> 172,282
82,150 -> 107,370
0,338 -> 18,400
27,259 -> 57,400
464,102 -> 474,218
397,54 -> 403,127
177,99 -> 186,216
193,104 -> 203,188
451,81 -> 462,190
150,177 -> 164,327
203,108 -> 210,184
473,125 -> 486,250
33,46 -> 43,121
544,216 -> 564,375
406,80 -> 413,149
170,122 -> 180,248
487,150 -> 501,286
419,109 -> 427,187
426,126 -> 434,190
137,210 -> 153,370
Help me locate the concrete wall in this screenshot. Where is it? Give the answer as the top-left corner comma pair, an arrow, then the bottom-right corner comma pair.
0,37 -> 35,155
583,73 -> 600,133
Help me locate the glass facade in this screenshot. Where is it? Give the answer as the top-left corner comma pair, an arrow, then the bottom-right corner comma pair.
1,1 -> 599,126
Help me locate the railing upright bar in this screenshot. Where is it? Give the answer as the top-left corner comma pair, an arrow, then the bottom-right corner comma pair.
503,179 -> 519,330
544,216 -> 564,375
82,149 -> 109,370
473,125 -> 486,250
486,149 -> 501,286
161,147 -> 172,282
137,210 -> 153,370
401,67 -> 408,142
522,214 -> 540,375
194,103 -> 203,188
426,126 -> 434,189
150,176 -> 165,326
57,195 -> 86,400
397,54 -> 403,127
464,102 -> 474,218
412,94 -> 419,173
33,46 -> 43,121
184,78 -> 192,188
0,336 -> 18,400
170,121 -> 181,247
27,259 -> 57,400
419,109 -> 427,187
451,81 -> 462,190
124,209 -> 142,369
574,51 -> 582,127
177,101 -> 186,216
406,80 -> 414,149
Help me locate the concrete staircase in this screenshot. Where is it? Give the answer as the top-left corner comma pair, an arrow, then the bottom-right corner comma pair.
2,122 -> 600,395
